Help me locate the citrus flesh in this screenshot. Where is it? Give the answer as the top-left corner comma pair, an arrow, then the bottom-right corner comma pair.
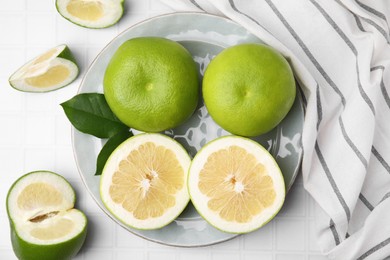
56,0 -> 124,29
9,45 -> 78,92
103,37 -> 199,132
100,133 -> 191,229
202,43 -> 296,137
188,136 -> 285,233
6,171 -> 87,260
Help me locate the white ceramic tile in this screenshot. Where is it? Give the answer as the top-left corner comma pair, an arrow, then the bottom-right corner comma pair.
125,0 -> 150,14
116,251 -> 145,259
178,251 -> 211,260
243,253 -> 273,260
55,146 -> 79,178
0,48 -> 25,78
0,81 -> 24,112
0,14 -> 25,45
56,16 -> 90,45
115,225 -> 146,248
84,249 -> 113,260
55,115 -> 72,146
212,236 -> 240,250
309,220 -> 321,252
26,14 -> 56,45
0,251 -> 17,260
0,216 -> 12,247
244,221 -> 273,250
279,183 -> 306,217
83,214 -> 115,248
25,115 -> 55,145
27,0 -> 55,11
25,92 -> 56,112
211,252 -> 240,260
309,255 -> 329,260
148,251 -> 177,260
24,148 -> 56,172
276,254 -> 305,260
0,116 -> 24,145
275,219 -> 305,251
0,0 -> 24,11
83,186 -> 104,214
87,26 -> 119,46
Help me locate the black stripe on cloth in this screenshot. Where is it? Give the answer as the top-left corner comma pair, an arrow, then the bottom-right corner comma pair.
370,66 -> 390,109
315,141 -> 351,221
189,0 -> 205,11
266,0 -> 359,224
380,192 -> 390,203
338,117 -> 368,169
357,237 -> 390,260
355,0 -> 388,23
353,14 -> 366,32
372,146 -> 390,174
361,17 -> 390,44
264,0 -> 347,106
310,0 -> 375,115
316,84 -> 323,130
329,218 -> 341,245
359,193 -> 374,211
228,0 -> 275,37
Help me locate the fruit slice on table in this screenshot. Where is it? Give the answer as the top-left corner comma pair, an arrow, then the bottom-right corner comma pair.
100,133 -> 191,230
56,0 -> 124,29
9,45 -> 78,93
188,136 -> 285,234
6,171 -> 87,260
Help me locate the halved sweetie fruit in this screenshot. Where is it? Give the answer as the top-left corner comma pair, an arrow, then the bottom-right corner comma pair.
6,171 -> 87,260
56,0 -> 124,29
100,133 -> 191,230
9,45 -> 79,93
188,136 -> 285,234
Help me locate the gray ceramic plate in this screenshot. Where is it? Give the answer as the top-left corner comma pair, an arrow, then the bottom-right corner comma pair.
73,12 -> 304,247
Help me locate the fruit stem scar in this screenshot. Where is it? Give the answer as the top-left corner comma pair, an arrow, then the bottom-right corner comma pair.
145,83 -> 153,91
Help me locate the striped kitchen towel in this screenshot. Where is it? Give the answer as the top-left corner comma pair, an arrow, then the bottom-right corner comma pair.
159,0 -> 390,259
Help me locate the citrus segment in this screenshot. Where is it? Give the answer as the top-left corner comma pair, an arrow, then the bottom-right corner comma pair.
188,136 -> 285,234
17,183 -> 63,211
66,0 -> 104,21
56,0 -> 124,29
9,45 -> 78,93
100,133 -> 191,230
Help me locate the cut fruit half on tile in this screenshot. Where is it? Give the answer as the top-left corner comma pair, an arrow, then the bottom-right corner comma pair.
9,45 -> 79,93
56,0 -> 124,29
6,171 -> 87,260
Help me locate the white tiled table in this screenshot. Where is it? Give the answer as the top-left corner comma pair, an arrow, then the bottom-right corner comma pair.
0,1 -> 327,259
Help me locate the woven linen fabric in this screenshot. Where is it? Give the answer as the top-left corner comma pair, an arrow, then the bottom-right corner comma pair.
159,0 -> 390,259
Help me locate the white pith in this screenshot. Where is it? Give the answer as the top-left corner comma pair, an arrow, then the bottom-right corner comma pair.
100,133 -> 191,230
188,136 -> 286,233
56,0 -> 123,28
7,171 -> 86,244
9,45 -> 78,92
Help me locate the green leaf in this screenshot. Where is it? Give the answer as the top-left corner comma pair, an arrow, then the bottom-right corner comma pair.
61,93 -> 129,138
95,130 -> 133,175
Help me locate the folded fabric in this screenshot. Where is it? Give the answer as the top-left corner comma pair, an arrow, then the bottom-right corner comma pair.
159,0 -> 390,259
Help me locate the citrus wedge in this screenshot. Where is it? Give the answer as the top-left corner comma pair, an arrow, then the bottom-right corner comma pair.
100,133 -> 191,230
6,171 -> 87,260
56,0 -> 124,29
9,45 -> 78,93
188,136 -> 285,234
